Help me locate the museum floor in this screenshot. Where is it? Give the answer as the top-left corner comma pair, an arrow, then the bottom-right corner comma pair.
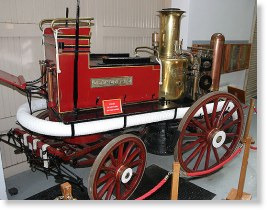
4,104 -> 258,201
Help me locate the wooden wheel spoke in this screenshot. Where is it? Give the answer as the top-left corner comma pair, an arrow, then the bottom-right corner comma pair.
127,159 -> 142,168
226,133 -> 238,137
222,144 -> 229,150
97,173 -> 114,186
124,148 -> 140,165
98,177 -> 115,199
227,139 -> 237,153
221,119 -> 240,131
193,144 -> 208,171
184,132 -> 206,137
205,144 -> 212,170
218,106 -> 238,128
123,182 -> 131,190
109,152 -> 117,166
115,180 -> 121,200
191,118 -> 208,132
215,99 -> 230,127
182,138 -> 205,152
100,166 -> 116,172
202,105 -> 211,129
117,143 -> 124,164
184,142 -> 206,166
211,98 -> 219,126
122,142 -> 135,163
212,146 -> 220,163
105,182 -> 116,200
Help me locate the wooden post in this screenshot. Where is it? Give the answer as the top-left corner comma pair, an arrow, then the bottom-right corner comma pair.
242,98 -> 255,143
226,136 -> 252,200
226,98 -> 255,200
170,162 -> 180,200
236,136 -> 252,199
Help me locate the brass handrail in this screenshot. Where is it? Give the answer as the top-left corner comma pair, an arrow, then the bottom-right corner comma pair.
39,19 -> 54,31
39,17 -> 94,31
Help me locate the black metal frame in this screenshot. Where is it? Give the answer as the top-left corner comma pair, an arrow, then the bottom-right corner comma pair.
0,130 -> 86,191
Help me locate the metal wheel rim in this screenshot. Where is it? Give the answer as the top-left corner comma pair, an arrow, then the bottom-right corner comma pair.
174,91 -> 243,174
88,134 -> 146,200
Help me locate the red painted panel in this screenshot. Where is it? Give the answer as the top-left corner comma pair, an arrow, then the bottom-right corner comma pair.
44,27 -> 90,36
44,27 -> 160,113
57,53 -> 159,112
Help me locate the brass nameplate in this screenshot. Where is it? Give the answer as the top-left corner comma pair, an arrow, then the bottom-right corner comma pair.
91,76 -> 133,88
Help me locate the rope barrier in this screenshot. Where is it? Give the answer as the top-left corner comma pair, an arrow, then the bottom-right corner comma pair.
135,147 -> 244,200
134,141 -> 257,200
253,107 -> 257,113
250,145 -> 257,150
243,103 -> 257,114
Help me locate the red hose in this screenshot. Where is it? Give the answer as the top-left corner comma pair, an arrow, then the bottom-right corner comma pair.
135,144 -> 255,199
186,147 -> 242,177
135,176 -> 168,200
243,105 -> 257,113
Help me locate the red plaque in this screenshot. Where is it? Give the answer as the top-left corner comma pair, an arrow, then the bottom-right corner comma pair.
102,99 -> 123,115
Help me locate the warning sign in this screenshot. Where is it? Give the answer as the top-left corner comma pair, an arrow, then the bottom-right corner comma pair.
102,99 -> 123,115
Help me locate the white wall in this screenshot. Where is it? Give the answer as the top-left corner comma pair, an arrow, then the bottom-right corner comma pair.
171,0 -> 256,91
172,0 -> 256,46
0,152 -> 7,200
169,0 -> 190,49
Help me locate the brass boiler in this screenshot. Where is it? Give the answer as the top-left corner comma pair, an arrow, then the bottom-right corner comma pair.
158,8 -> 188,101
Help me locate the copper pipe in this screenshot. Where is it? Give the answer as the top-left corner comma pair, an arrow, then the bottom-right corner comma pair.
210,33 -> 225,91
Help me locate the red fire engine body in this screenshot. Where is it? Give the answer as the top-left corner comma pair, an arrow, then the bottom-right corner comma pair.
0,8 -> 245,200
44,26 -> 160,113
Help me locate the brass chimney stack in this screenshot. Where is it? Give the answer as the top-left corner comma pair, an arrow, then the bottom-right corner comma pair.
158,8 -> 188,101
158,8 -> 184,57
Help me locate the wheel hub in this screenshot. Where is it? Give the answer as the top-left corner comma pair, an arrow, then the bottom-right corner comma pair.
120,168 -> 133,184
210,130 -> 226,148
117,165 -> 133,184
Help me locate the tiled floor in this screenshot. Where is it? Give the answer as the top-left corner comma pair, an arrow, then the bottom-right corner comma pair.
4,103 -> 258,201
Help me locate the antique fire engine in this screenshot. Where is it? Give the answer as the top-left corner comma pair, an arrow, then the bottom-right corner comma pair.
0,5 -> 244,200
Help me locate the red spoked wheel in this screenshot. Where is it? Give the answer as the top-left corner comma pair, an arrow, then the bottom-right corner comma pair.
174,91 -> 244,175
88,134 -> 146,200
